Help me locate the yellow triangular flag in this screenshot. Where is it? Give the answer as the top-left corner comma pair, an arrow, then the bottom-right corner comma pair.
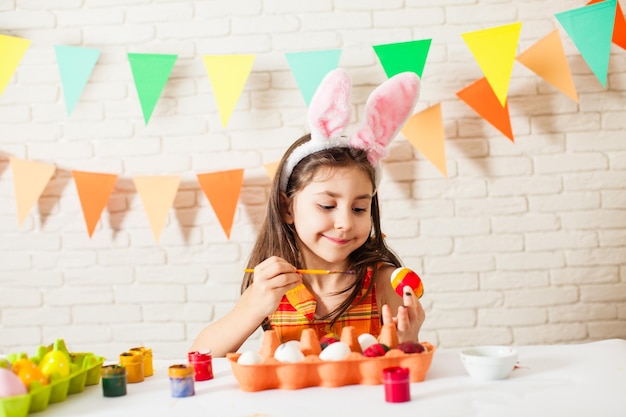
9,157 -> 56,225
263,161 -> 280,182
0,35 -> 31,94
461,22 -> 522,107
133,175 -> 180,242
401,104 -> 448,177
202,54 -> 255,127
517,29 -> 579,103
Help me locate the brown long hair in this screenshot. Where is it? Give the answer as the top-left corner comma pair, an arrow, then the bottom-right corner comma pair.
242,134 -> 402,328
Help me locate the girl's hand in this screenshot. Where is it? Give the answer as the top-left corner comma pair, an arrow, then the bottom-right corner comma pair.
243,256 -> 303,319
381,286 -> 425,343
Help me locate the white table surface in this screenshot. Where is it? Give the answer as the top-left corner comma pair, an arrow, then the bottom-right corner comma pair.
38,339 -> 626,417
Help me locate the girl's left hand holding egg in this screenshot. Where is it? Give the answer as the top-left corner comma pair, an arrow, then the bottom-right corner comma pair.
382,286 -> 425,343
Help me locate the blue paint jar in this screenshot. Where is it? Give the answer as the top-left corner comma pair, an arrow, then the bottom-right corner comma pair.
168,364 -> 195,397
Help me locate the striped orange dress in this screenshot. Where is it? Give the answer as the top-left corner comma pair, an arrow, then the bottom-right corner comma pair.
268,269 -> 381,343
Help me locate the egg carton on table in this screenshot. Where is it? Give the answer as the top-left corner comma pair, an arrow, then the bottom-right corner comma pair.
227,325 -> 435,392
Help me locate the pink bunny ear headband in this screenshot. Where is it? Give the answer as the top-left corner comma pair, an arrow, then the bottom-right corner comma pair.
279,69 -> 420,192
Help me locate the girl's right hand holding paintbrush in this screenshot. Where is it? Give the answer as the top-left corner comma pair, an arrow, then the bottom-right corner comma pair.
243,256 -> 303,319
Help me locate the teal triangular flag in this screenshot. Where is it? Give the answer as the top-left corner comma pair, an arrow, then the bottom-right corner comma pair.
54,45 -> 100,115
128,53 -> 177,124
555,0 -> 617,87
373,39 -> 432,78
285,49 -> 342,106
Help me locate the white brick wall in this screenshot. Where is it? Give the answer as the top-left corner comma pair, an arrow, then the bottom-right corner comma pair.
1,0 -> 625,360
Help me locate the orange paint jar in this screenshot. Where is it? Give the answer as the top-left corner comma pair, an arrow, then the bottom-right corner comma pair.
119,351 -> 144,383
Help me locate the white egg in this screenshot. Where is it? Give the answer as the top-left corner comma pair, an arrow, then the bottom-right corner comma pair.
358,333 -> 378,352
273,343 -> 305,363
319,341 -> 351,361
237,351 -> 263,365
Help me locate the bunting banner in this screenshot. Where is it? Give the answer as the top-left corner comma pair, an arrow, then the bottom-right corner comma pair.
202,54 -> 256,128
128,53 -> 177,125
456,77 -> 514,142
401,103 -> 448,177
133,175 -> 181,242
555,0 -> 617,88
285,49 -> 342,106
54,45 -> 101,115
461,22 -> 522,107
72,171 -> 118,237
588,0 -> 626,49
0,35 -> 31,95
373,39 -> 432,78
263,161 -> 280,182
197,169 -> 245,239
9,157 -> 56,226
516,29 -> 579,102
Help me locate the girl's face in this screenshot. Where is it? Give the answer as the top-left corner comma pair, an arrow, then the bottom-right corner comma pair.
283,165 -> 374,268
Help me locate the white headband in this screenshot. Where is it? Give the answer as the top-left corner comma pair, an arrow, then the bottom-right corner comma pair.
279,69 -> 420,192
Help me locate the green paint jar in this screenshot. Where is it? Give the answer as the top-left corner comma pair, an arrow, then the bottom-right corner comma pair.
101,364 -> 127,397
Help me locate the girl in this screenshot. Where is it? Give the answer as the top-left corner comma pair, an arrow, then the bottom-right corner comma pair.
191,69 -> 425,357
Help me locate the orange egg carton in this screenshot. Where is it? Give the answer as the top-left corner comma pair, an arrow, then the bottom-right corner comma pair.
227,324 -> 435,391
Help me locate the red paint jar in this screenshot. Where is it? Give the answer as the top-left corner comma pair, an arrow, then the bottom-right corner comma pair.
382,366 -> 410,403
188,351 -> 213,381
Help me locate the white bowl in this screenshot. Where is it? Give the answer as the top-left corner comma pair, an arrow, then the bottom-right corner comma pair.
460,346 -> 518,380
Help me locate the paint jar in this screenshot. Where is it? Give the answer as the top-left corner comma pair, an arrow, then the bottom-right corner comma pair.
168,364 -> 195,398
119,351 -> 144,383
130,346 -> 153,377
188,350 -> 213,381
101,365 -> 127,397
382,367 -> 410,403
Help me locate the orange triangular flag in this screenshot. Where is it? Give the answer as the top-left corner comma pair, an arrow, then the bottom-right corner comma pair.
197,169 -> 244,239
517,29 -> 579,102
133,175 -> 180,242
72,170 -> 118,237
263,161 -> 280,182
401,103 -> 447,177
456,77 -> 514,142
9,157 -> 56,225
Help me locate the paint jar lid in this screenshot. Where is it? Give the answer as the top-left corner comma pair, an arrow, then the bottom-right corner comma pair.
169,364 -> 194,378
130,346 -> 152,357
101,364 -> 126,376
382,366 -> 410,382
188,350 -> 212,361
119,351 -> 143,363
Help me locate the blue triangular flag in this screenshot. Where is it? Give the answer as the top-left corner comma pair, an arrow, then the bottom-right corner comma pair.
285,50 -> 342,106
54,45 -> 100,115
555,0 -> 617,87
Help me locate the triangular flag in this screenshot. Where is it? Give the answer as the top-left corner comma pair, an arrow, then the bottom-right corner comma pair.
373,39 -> 432,78
133,176 -> 180,242
0,35 -> 31,95
517,30 -> 579,102
456,77 -> 514,142
202,54 -> 255,127
285,50 -> 342,106
401,103 -> 447,177
263,161 -> 280,181
587,0 -> 626,49
72,171 -> 118,237
556,0 -> 616,87
197,169 -> 244,239
128,53 -> 177,124
461,22 -> 522,107
54,45 -> 100,115
9,157 -> 56,226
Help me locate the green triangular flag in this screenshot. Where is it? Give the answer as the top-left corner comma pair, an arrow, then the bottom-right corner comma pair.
555,0 -> 617,87
373,39 -> 432,78
128,53 -> 177,124
55,45 -> 100,115
0,34 -> 31,95
285,49 -> 342,106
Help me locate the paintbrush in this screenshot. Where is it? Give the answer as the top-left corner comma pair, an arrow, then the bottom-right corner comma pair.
244,269 -> 355,274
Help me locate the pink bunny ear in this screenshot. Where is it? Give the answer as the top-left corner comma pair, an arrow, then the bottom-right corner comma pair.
308,69 -> 352,142
348,72 -> 420,165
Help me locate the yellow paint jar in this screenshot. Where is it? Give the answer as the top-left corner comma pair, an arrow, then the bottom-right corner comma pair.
130,346 -> 153,377
119,351 -> 144,383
